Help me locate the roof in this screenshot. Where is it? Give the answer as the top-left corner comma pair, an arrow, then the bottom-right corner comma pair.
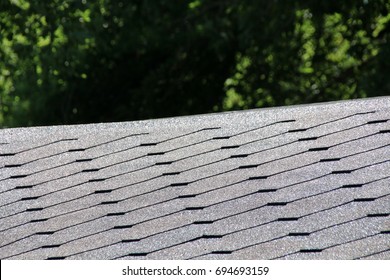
0,97 -> 389,260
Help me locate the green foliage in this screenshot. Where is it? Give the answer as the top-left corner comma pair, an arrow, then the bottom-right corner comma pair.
0,0 -> 389,127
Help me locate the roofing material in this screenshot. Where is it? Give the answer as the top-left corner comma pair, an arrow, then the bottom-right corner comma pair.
0,97 -> 389,260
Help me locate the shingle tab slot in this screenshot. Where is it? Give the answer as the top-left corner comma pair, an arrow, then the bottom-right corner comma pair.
379,130 -> 390,133
100,201 -> 119,205
170,182 -> 190,187
213,136 -> 230,140
94,189 -> 113,194
155,161 -> 173,165
162,172 -> 181,176
193,221 -> 214,224
257,189 -> 278,193
221,145 -> 240,149
113,225 -> 133,229
148,152 -> 165,156
202,235 -> 223,239
380,231 -> 390,234
122,239 -> 141,243
35,231 -> 55,235
341,184 -> 363,188
47,257 -> 66,260
177,194 -> 197,198
139,143 -> 157,147
82,168 -> 100,172
89,178 -> 106,182
238,164 -> 258,169
75,159 -> 93,162
128,253 -> 148,256
26,208 -> 43,212
30,218 -> 48,223
332,170 -> 352,174
367,213 -> 389,217
299,249 -> 322,253
267,202 -> 288,206
211,251 -> 232,254
15,185 -> 34,189
20,196 -> 40,201
42,245 -> 61,248
106,212 -> 126,216
4,164 -> 22,168
289,232 -> 311,236
354,198 -> 376,202
0,153 -> 16,156
319,158 -> 341,162
298,137 -> 318,141
367,120 -> 388,124
68,148 -> 85,152
288,128 -> 307,132
10,174 -> 28,179
249,176 -> 268,180
185,207 -> 204,210
230,154 -> 248,158
308,147 -> 329,151
277,217 -> 300,221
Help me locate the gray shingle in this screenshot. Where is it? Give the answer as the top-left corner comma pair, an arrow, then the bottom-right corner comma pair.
0,97 -> 389,259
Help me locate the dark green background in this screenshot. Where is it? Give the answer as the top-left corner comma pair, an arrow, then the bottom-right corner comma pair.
1,0 -> 389,128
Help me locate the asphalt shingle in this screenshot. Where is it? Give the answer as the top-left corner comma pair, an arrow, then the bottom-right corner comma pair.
0,97 -> 389,259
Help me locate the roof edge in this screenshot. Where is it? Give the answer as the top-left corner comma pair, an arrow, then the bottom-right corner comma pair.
1,96 -> 389,134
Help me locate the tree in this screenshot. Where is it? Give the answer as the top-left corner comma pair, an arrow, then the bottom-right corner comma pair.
1,0 -> 389,127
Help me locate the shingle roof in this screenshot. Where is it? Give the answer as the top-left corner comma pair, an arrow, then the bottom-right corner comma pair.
0,97 -> 389,260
